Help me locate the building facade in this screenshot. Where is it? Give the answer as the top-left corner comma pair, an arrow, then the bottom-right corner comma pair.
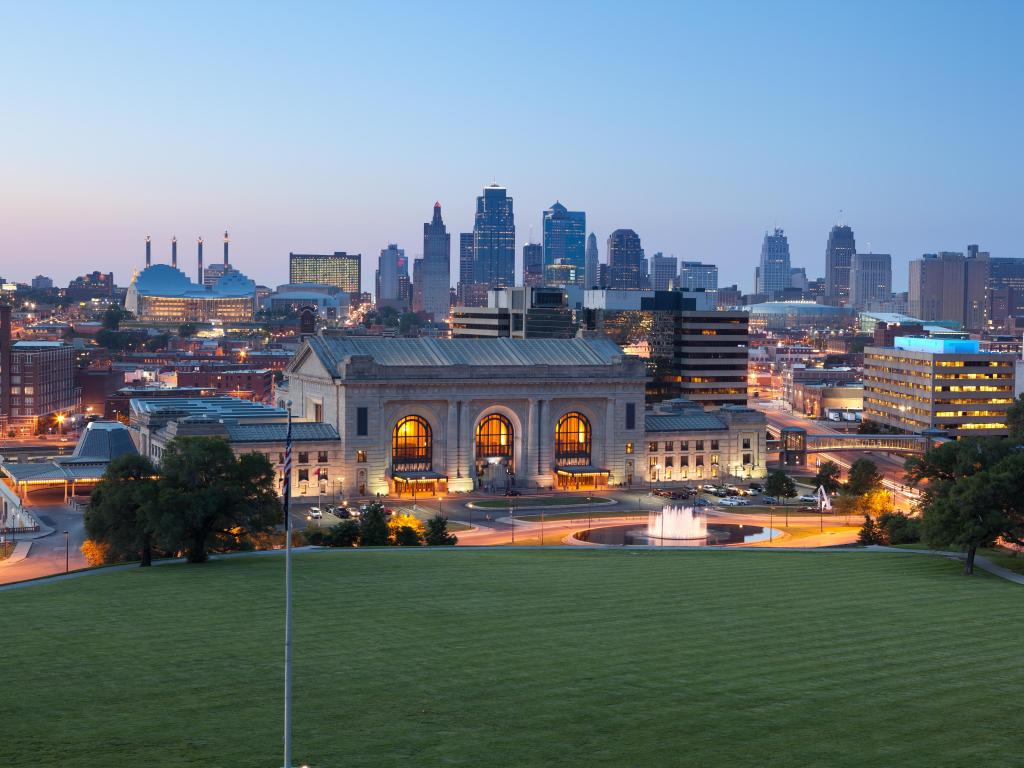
755,228 -> 791,299
678,261 -> 718,291
863,337 -> 1014,438
416,202 -> 451,322
908,249 -> 988,329
288,252 -> 361,294
523,243 -> 544,288
471,184 -> 516,289
824,224 -> 857,305
125,264 -> 256,324
585,233 -> 599,289
850,252 -> 892,309
542,202 -> 586,286
649,253 -> 678,291
450,288 -> 574,340
606,229 -> 646,290
281,336 -> 648,495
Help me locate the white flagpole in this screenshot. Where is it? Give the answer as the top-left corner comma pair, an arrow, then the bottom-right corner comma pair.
283,401 -> 293,768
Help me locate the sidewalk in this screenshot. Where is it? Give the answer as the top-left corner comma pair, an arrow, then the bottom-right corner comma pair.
0,541 -> 31,567
869,545 -> 1024,585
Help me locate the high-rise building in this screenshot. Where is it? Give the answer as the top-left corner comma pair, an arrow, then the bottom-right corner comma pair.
375,243 -> 408,306
825,224 -> 856,305
678,261 -> 718,291
31,275 -> 53,290
289,252 -> 361,294
523,243 -> 544,287
585,233 -> 599,289
449,287 -> 574,339
415,202 -> 451,322
542,202 -> 586,286
754,229 -> 791,299
789,267 -> 808,292
649,253 -> 678,290
607,229 -> 646,289
850,252 -> 892,309
908,249 -> 989,329
472,183 -> 515,289
864,337 -> 1014,438
458,232 -> 475,293
986,257 -> 1024,326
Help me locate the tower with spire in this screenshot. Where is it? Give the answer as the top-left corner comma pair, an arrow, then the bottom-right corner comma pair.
416,201 -> 451,321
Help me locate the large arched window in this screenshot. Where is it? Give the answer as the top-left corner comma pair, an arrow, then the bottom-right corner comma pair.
476,413 -> 513,459
555,412 -> 591,464
392,415 -> 432,468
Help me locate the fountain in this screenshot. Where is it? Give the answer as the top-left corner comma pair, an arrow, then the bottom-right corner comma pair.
647,505 -> 708,542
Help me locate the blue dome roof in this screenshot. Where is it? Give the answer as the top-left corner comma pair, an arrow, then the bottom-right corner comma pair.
213,270 -> 256,296
133,264 -> 198,296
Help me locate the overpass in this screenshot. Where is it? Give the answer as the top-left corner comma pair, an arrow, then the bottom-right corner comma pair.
765,425 -> 948,466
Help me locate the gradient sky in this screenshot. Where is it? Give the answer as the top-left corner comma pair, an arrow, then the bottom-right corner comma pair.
1,0 -> 1021,293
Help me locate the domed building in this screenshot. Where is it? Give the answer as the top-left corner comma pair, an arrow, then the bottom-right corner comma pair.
125,263 -> 256,324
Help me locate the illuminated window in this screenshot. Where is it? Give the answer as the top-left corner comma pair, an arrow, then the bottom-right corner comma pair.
625,441 -> 634,454
476,413 -> 513,458
356,450 -> 366,463
392,416 -> 432,468
556,412 -> 591,464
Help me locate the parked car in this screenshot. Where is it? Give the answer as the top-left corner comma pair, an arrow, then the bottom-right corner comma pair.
797,494 -> 818,503
504,489 -> 521,497
719,498 -> 741,507
701,484 -> 717,493
669,490 -> 691,500
749,483 -> 764,492
653,488 -> 672,498
306,508 -> 324,520
694,497 -> 712,506
762,495 -> 778,505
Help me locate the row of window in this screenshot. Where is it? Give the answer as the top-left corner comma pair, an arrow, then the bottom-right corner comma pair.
276,450 -> 330,464
648,439 -> 722,452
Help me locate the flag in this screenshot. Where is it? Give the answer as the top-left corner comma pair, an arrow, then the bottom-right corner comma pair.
283,416 -> 293,532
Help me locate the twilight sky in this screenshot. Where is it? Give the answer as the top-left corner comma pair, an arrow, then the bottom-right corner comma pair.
1,1 -> 1021,293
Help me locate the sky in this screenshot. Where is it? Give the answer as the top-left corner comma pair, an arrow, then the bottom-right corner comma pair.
1,0 -> 1021,294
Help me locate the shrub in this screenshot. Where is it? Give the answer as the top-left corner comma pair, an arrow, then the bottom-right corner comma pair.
878,512 -> 921,545
394,525 -> 423,546
424,515 -> 458,546
857,514 -> 884,545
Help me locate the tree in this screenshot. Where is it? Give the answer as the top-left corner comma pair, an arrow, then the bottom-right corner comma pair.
1006,394 -> 1024,442
152,437 -> 280,563
878,512 -> 921,545
844,459 -> 884,497
764,470 -> 796,504
359,502 -> 389,546
857,514 -> 884,545
388,512 -> 425,544
304,519 -> 360,547
393,525 -> 423,546
84,454 -> 160,566
812,461 -> 842,495
424,515 -> 458,546
177,322 -> 198,338
102,306 -> 131,331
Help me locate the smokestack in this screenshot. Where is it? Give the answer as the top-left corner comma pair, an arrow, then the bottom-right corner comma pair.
171,236 -> 178,268
145,235 -> 151,267
197,237 -> 204,284
0,304 -> 11,420
223,230 -> 230,267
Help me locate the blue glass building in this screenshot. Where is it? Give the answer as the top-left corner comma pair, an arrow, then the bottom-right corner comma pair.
542,202 -> 586,287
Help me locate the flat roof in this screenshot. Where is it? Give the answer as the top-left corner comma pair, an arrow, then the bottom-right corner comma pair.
894,337 -> 980,354
130,395 -> 286,421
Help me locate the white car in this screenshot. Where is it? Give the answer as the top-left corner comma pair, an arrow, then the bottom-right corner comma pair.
306,508 -> 325,520
797,495 -> 818,503
718,498 -> 741,506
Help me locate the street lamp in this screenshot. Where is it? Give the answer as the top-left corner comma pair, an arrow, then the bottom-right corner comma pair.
63,530 -> 69,573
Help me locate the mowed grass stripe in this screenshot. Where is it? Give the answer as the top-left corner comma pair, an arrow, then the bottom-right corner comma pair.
4,549 -> 1024,768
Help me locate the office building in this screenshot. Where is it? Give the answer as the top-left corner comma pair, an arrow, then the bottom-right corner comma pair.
754,229 -> 791,299
289,252 -> 361,294
649,253 -> 678,291
67,272 -> 115,301
450,287 -> 574,339
677,261 -> 718,291
523,243 -> 544,287
986,257 -> 1024,327
31,275 -> 53,290
542,202 -> 586,287
472,183 -> 516,289
790,267 -> 808,292
375,243 -> 408,310
908,249 -> 988,329
849,252 -> 892,309
606,229 -> 647,289
825,224 -> 856,305
585,233 -> 599,289
863,337 -> 1014,438
408,202 -> 452,323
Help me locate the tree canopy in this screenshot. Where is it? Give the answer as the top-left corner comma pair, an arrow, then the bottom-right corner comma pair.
844,459 -> 884,497
812,461 -> 842,496
765,471 -> 796,502
84,454 -> 160,566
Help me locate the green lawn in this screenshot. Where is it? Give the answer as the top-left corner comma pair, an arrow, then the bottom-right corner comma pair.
472,495 -> 612,509
4,550 -> 1024,767
515,509 -> 644,522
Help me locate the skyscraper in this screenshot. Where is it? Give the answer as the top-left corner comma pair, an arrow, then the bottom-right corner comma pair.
472,183 -> 515,289
607,229 -> 646,289
825,224 -> 857,305
458,232 -> 487,307
678,261 -> 718,291
542,201 -> 586,286
416,202 -> 451,321
585,233 -> 599,289
649,253 -> 678,290
755,229 -> 791,299
850,252 -> 892,309
523,243 -> 543,287
289,252 -> 361,294
375,243 -> 407,305
908,249 -> 989,329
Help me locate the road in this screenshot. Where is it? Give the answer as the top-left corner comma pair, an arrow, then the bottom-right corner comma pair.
0,493 -> 86,585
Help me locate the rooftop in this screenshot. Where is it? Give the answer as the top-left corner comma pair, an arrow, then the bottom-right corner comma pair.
224,422 -> 339,443
644,412 -> 728,433
130,395 -> 286,422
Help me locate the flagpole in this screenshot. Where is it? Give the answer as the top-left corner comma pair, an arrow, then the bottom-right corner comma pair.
283,401 -> 293,768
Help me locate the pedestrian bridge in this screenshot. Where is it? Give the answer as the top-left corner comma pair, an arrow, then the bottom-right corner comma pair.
766,425 -> 948,466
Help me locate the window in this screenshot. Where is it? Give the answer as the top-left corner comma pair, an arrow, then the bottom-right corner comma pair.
648,442 -> 658,453
711,440 -> 719,451
665,441 -> 674,452
696,456 -> 704,467
357,407 -> 368,436
680,456 -> 689,467
392,415 -> 432,468
649,457 -> 658,470
665,457 -> 674,468
556,412 -> 591,464
695,440 -> 704,451
476,413 -> 513,458
298,468 -> 309,482
314,402 -> 323,422
742,437 -> 751,450
711,465 -> 719,478
317,468 -> 329,482
625,441 -> 634,455
625,402 -> 636,430
711,454 -> 719,465
356,450 -> 366,463
743,453 -> 752,465
298,452 -> 309,464
681,441 -> 689,452
278,453 -> 285,464
317,451 -> 328,463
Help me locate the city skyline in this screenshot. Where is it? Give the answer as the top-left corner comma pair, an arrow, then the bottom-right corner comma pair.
1,2 -> 1021,292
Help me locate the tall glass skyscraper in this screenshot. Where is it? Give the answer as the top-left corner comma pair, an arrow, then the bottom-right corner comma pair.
416,202 -> 451,321
755,228 -> 791,299
585,232 -> 599,289
825,224 -> 857,305
542,202 -> 586,286
607,229 -> 646,289
523,243 -> 543,287
472,183 -> 515,288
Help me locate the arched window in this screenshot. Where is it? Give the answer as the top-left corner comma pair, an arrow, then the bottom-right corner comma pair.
555,412 -> 591,464
392,415 -> 432,468
476,413 -> 513,459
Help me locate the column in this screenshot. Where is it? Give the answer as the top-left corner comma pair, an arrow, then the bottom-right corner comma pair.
525,398 -> 539,487
537,400 -> 551,484
445,400 -> 458,481
604,398 -> 616,481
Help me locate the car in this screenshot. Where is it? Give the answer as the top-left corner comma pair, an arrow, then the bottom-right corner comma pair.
749,483 -> 764,492
694,497 -> 712,506
306,508 -> 324,520
733,498 -> 750,506
797,494 -> 818,503
669,490 -> 691,500
718,498 -> 741,506
504,489 -> 521,496
762,495 -> 778,505
701,484 -> 717,493
652,488 -> 671,497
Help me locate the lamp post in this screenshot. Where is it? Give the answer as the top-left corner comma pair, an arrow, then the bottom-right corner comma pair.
587,494 -> 592,533
509,497 -> 515,545
63,530 -> 69,573
282,401 -> 294,768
